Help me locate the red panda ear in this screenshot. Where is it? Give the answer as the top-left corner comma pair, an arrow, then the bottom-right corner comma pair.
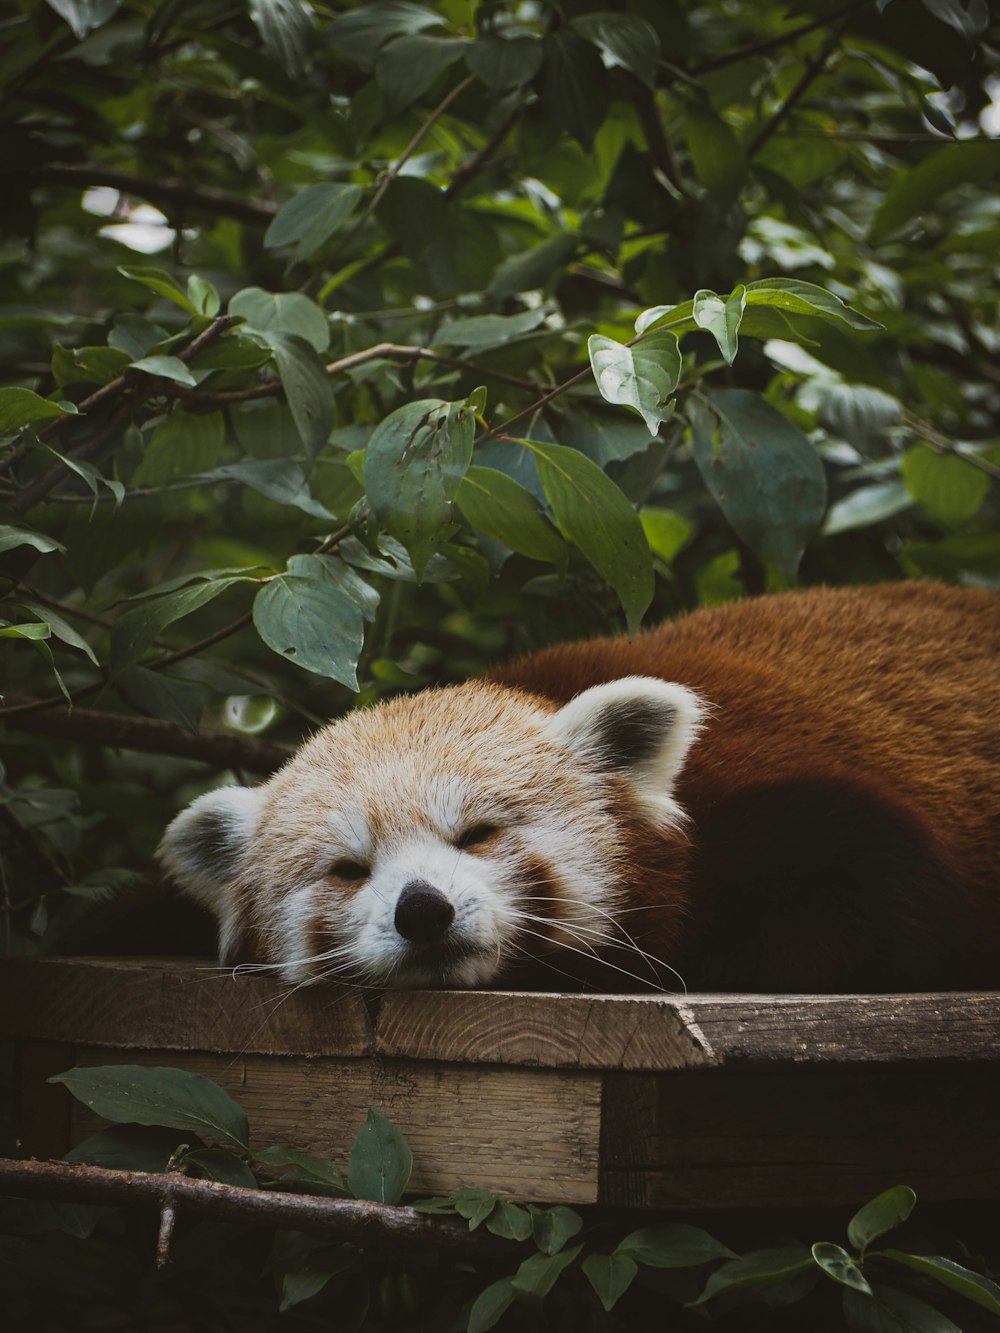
546,676 -> 707,827
157,785 -> 263,963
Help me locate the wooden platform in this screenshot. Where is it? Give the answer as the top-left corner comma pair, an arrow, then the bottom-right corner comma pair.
3,958 -> 999,1207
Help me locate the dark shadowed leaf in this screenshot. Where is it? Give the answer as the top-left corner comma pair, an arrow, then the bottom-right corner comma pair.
364,395 -> 475,576
521,438 -> 653,634
879,1251 -> 1000,1314
328,0 -> 442,63
0,387 -> 77,433
111,575 -> 254,674
45,0 -> 121,38
116,666 -> 203,733
248,0 -> 316,79
117,265 -> 198,313
200,459 -> 335,521
486,1200 -> 533,1241
456,466 -> 566,565
183,1147 -> 258,1187
512,1245 -> 583,1299
691,1248 -> 814,1305
264,184 -> 363,261
346,1109 -> 412,1204
617,1223 -> 738,1268
689,389 -> 827,581
583,1252 -> 639,1311
489,234 -> 578,299
262,332 -> 336,458
530,1204 -> 584,1255
570,11 -> 660,88
50,1064 -> 250,1149
230,287 -> 330,354
376,34 -> 469,115
541,30 -> 607,149
65,1124 -> 194,1173
843,1283 -> 962,1333
468,1278 -> 516,1333
869,140 -> 1000,241
466,34 -> 542,88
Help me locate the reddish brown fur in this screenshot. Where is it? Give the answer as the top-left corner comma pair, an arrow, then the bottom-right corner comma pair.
488,582 -> 1000,991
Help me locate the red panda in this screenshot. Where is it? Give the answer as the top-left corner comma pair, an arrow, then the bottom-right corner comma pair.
159,582 -> 1000,993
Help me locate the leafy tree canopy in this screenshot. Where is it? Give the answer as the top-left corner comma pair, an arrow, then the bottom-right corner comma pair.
0,0 -> 997,947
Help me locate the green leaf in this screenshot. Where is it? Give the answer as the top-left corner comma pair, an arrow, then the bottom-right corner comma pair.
530,1204 -> 583,1256
900,533 -> 1000,580
111,576 -> 253,674
456,466 -> 566,565
843,1283 -> 962,1333
256,1145 -> 347,1192
327,0 -> 442,62
0,387 -> 77,433
690,1248 -> 815,1305
812,1242 -> 873,1294
230,287 -> 330,354
45,0 -> 121,40
901,444 -> 989,527
685,105 -> 747,200
0,622 -> 52,641
582,1253 -> 639,1312
588,329 -> 681,435
200,460 -> 335,521
879,1251 -> 1000,1315
186,275 -> 220,317
128,356 -> 198,387
182,1147 -> 258,1187
639,508 -> 693,564
466,34 -> 542,89
49,1064 -> 250,1150
279,1248 -> 357,1310
117,265 -> 198,313
451,1188 -> 497,1230
745,278 -> 885,332
693,286 -> 746,365
263,332 -> 335,459
485,1200 -> 533,1242
870,141 -> 1000,241
488,234 -> 578,299
617,1223 -> 738,1268
51,344 -> 129,387
689,389 -> 827,582
468,1278 -> 516,1333
570,11 -> 661,88
264,184 -> 363,262
520,438 -> 654,635
132,409 -> 226,486
346,1109 -> 412,1205
248,0 -> 316,80
0,525 -> 65,556
434,307 -> 550,353
376,33 -> 469,115
848,1187 -> 917,1253
821,481 -> 913,536
252,575 -> 364,689
66,1124 -> 193,1173
512,1245 -> 582,1300
115,666 -> 203,734
364,396 -> 475,577
286,553 -> 379,621
541,30 -> 606,150
921,0 -> 989,38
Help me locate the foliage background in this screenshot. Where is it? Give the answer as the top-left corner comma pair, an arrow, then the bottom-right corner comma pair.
1,0 -> 998,951
1,2 -> 999,1327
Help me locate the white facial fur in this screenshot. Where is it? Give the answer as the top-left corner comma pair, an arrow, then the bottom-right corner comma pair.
157,677 -> 706,988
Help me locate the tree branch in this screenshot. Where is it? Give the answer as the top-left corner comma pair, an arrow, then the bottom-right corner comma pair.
1,703 -> 292,772
691,0 -> 870,75
746,20 -> 852,159
31,163 -> 277,226
0,1158 -> 503,1257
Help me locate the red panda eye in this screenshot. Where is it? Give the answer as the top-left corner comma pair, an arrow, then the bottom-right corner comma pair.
456,823 -> 500,850
329,859 -> 369,882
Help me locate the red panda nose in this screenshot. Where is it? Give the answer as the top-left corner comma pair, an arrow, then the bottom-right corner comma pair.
394,881 -> 456,944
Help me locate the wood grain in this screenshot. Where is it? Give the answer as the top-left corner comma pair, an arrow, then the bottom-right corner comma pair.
4,960 -> 998,1069
69,1045 -> 603,1204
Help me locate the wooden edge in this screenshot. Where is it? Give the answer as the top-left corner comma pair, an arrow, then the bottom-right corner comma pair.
2,958 -> 999,1070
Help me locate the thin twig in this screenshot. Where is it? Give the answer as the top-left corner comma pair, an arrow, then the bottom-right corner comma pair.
0,703 -> 292,771
746,18 -> 853,159
0,1158 -> 505,1257
691,0 -> 870,75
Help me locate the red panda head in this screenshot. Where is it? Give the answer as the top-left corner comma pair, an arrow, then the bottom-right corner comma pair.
158,676 -> 706,989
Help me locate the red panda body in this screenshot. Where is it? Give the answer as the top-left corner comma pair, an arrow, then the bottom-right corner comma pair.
160,582 -> 999,993
488,581 -> 1000,991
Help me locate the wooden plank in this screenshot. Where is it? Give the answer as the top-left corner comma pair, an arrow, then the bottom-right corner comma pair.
3,959 -> 999,1068
0,958 -> 373,1058
599,1066 -> 1000,1209
376,991 -> 716,1070
70,1046 -> 603,1205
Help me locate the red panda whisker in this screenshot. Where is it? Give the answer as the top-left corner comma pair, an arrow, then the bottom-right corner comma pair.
513,922 -> 672,994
